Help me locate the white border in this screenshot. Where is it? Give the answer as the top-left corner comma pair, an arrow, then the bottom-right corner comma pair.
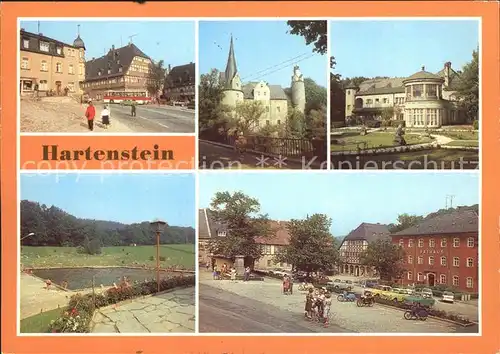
326,19 -> 332,169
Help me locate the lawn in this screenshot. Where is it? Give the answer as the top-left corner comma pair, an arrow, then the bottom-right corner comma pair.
331,132 -> 433,152
439,131 -> 479,141
21,245 -> 195,269
445,140 -> 479,147
20,307 -> 67,333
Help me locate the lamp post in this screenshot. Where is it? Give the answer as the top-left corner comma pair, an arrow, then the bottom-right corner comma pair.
150,219 -> 167,293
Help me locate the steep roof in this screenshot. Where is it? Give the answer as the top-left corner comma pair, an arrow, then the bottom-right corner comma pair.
224,36 -> 238,89
436,67 -> 463,90
242,82 -> 288,100
343,223 -> 390,243
357,78 -> 406,95
85,43 -> 150,81
164,62 -> 195,88
392,207 -> 478,236
255,221 -> 291,246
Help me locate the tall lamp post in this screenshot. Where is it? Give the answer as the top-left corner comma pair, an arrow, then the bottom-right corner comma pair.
150,219 -> 167,293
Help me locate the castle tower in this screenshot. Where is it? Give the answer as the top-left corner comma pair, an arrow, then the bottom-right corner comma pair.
291,65 -> 306,114
344,81 -> 358,119
221,35 -> 243,107
73,24 -> 86,94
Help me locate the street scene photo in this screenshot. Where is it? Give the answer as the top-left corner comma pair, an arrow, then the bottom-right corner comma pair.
20,173 -> 195,334
198,172 -> 479,333
20,20 -> 195,133
330,20 -> 479,169
198,20 -> 328,169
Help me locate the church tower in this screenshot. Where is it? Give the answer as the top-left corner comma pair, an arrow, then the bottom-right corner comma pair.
344,81 -> 358,120
72,24 -> 86,95
291,65 -> 306,114
221,35 -> 244,107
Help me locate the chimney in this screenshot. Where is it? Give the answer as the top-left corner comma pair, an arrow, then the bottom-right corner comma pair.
112,45 -> 115,51
444,62 -> 451,87
168,64 -> 171,72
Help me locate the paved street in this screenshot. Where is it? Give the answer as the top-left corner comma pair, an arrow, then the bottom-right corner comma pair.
104,103 -> 195,133
198,271 -> 477,333
199,141 -> 318,170
91,287 -> 195,333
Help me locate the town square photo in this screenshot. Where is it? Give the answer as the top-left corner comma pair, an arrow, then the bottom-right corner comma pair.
198,20 -> 328,170
19,173 -> 195,334
198,172 -> 479,333
330,19 -> 480,169
19,20 -> 196,133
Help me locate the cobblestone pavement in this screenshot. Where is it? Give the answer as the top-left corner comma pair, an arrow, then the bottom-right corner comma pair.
200,273 -> 472,333
91,287 -> 195,333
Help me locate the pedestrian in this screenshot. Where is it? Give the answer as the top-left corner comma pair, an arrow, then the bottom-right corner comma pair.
230,267 -> 236,281
243,266 -> 251,281
323,292 -> 332,326
131,102 -> 137,117
305,288 -> 314,319
85,100 -> 96,131
101,105 -> 110,129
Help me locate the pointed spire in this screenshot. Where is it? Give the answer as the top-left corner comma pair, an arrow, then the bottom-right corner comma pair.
77,24 -> 80,36
224,34 -> 238,88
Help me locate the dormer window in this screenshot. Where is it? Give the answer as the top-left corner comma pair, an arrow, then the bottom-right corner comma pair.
117,59 -> 120,65
217,231 -> 226,237
39,41 -> 49,52
23,39 -> 29,48
56,47 -> 62,55
108,69 -> 111,74
98,70 -> 102,76
118,66 -> 123,73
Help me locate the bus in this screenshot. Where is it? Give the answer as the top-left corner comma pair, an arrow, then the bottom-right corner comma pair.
103,91 -> 152,105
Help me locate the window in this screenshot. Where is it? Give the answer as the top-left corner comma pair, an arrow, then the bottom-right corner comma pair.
39,80 -> 47,91
276,106 -> 280,112
417,256 -> 423,264
467,237 -> 475,248
277,120 -> 281,125
440,256 -> 446,266
399,239 -> 404,247
41,60 -> 48,72
429,239 -> 435,248
383,98 -> 388,103
413,84 -> 423,97
56,47 -> 62,55
55,62 -> 62,73
67,82 -> 75,92
453,257 -> 460,267
21,57 -> 29,70
417,272 -> 423,281
427,108 -> 437,126
453,238 -> 460,247
108,69 -> 111,74
466,277 -> 473,289
407,255 -> 413,264
217,231 -> 226,237
418,239 -> 424,247
439,274 -> 446,284
267,259 -> 272,267
266,120 -> 270,125
79,64 -> 84,75
428,256 -> 434,265
441,238 -> 447,247
265,106 -> 269,112
264,245 -> 272,254
408,239 -> 413,248
467,257 -> 474,267
69,64 -> 74,74
426,84 -> 437,97
23,38 -> 30,48
407,271 -> 413,280
453,276 -> 459,287
118,66 -> 123,73
39,41 -> 50,52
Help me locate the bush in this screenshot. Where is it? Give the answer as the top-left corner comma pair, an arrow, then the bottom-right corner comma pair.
390,120 -> 405,127
49,275 -> 195,333
472,120 -> 479,130
159,256 -> 166,262
364,120 -> 381,128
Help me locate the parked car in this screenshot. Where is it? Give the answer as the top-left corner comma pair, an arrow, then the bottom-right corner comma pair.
441,291 -> 455,303
421,288 -> 434,299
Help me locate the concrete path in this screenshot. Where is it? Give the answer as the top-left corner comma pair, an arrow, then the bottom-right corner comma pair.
91,287 -> 195,333
430,134 -> 453,145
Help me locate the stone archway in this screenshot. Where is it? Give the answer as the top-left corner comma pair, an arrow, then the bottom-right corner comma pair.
427,273 -> 436,287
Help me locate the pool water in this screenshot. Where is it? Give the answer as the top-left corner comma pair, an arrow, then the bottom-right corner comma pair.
31,267 -> 178,290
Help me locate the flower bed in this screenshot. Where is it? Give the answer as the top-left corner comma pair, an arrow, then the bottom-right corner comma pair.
49,275 -> 195,333
373,296 -> 473,325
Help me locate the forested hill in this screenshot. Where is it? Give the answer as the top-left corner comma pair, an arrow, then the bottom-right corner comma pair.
20,200 -> 195,246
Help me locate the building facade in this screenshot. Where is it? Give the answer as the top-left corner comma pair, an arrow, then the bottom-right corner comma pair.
391,207 -> 479,293
19,28 -> 86,96
338,223 -> 390,277
344,63 -> 467,128
82,43 -> 153,100
163,63 -> 195,102
218,36 -> 306,129
198,208 -> 291,271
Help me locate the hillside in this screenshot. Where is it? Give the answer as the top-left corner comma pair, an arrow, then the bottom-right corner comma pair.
20,200 -> 195,247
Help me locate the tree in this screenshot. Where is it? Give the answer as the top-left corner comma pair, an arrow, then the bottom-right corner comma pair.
381,107 -> 395,125
306,107 -> 327,139
359,238 -> 406,280
199,68 -> 229,130
146,60 -> 167,101
330,57 -> 346,126
232,100 -> 266,134
286,109 -> 306,138
275,214 -> 338,275
388,213 -> 424,233
287,21 -> 327,55
207,191 -> 273,262
454,49 -> 479,122
303,78 -> 327,113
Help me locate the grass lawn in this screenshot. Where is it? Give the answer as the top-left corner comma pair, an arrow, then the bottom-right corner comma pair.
439,131 -> 479,141
331,149 -> 479,170
20,307 -> 67,333
21,245 -> 195,269
445,140 -> 479,147
331,132 -> 433,152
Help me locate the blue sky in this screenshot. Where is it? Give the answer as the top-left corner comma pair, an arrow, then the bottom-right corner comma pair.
331,20 -> 479,78
199,172 -> 479,236
20,20 -> 195,67
199,21 -> 328,88
21,173 -> 195,227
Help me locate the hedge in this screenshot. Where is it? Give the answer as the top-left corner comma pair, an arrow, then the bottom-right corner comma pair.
413,284 -> 478,300
49,275 -> 195,333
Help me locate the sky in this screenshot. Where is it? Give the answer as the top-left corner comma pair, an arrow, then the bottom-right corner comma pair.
20,20 -> 195,67
199,21 -> 328,88
330,20 -> 479,78
20,173 -> 195,227
198,172 -> 479,236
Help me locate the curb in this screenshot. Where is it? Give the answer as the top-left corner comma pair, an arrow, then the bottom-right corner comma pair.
24,265 -> 195,272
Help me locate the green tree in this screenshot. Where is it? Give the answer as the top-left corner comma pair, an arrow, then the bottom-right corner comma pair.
381,107 -> 395,126
454,49 -> 479,121
232,100 -> 266,134
287,21 -> 327,55
198,68 -> 229,130
388,213 -> 424,233
330,57 -> 346,126
286,108 -> 306,138
306,107 -> 327,139
304,77 -> 327,113
146,60 -> 167,101
359,238 -> 406,280
207,192 -> 273,262
275,214 -> 338,275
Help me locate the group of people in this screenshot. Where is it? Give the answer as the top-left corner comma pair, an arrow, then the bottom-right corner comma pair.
304,287 -> 332,325
83,100 -> 137,131
208,262 -> 253,281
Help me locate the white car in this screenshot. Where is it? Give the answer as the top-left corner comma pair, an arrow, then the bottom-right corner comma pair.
442,291 -> 455,303
421,288 -> 434,298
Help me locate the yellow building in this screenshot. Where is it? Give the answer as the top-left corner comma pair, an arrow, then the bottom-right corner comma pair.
19,27 -> 86,96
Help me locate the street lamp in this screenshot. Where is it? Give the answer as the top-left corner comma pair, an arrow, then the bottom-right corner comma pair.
150,219 -> 167,293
